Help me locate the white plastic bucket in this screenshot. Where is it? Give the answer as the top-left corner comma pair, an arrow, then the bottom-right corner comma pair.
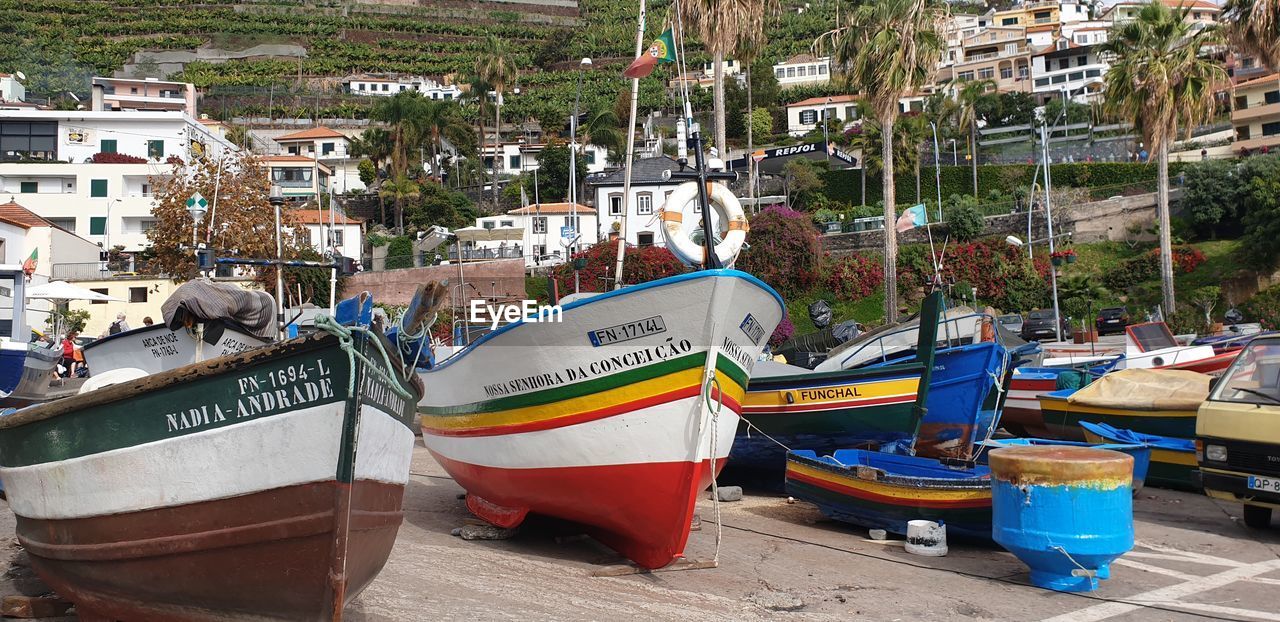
905,520 -> 948,557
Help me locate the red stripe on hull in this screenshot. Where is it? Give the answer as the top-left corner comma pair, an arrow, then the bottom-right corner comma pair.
742,394 -> 913,415
16,480 -> 404,621
1164,352 -> 1236,374
1010,379 -> 1058,392
786,470 -> 992,509
432,452 -> 716,569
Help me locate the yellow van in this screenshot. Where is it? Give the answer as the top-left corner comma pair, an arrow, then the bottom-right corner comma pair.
1196,336 -> 1280,528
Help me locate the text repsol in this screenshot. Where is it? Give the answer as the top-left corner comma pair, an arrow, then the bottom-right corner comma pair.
481,338 -> 693,398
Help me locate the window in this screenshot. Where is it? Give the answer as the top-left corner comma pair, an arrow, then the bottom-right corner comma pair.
500,220 -> 514,227
1051,74 -> 1067,84
1237,125 -> 1251,140
1001,66 -> 1014,79
586,150 -> 596,165
532,216 -> 548,234
775,68 -> 784,79
978,67 -> 995,79
818,64 -> 827,75
609,194 -> 623,216
146,139 -> 164,160
48,217 -> 74,231
90,288 -> 109,305
358,83 -> 366,91
637,232 -> 655,246
1006,43 -> 1019,55
330,230 -> 344,246
637,193 -> 653,215
141,183 -> 152,197
1266,90 -> 1280,105
1002,17 -> 1018,25
322,142 -> 335,155
1077,55 -> 1089,67
89,216 -> 106,236
270,167 -> 313,185
799,110 -> 818,124
20,181 -> 36,193
957,70 -> 975,81
796,66 -> 807,77
1058,59 -> 1071,71
482,220 -> 495,230
90,179 -> 108,197
129,287 -> 148,303
0,121 -> 57,160
399,85 -> 407,91
100,139 -> 117,154
140,218 -> 157,232
381,84 -> 389,92
1018,66 -> 1029,79
565,216 -> 580,233
786,67 -> 796,78
1085,69 -> 1101,78
508,155 -> 521,170
1069,71 -> 1084,82
1264,121 -> 1280,136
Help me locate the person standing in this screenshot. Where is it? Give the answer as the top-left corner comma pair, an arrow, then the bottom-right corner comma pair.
109,313 -> 129,335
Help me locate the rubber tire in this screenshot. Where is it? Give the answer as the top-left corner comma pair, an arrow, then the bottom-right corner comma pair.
1243,504 -> 1272,528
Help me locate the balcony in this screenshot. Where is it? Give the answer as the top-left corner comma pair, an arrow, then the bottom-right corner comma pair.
449,247 -> 526,262
1232,102 -> 1280,123
52,263 -> 114,281
1033,16 -> 1056,24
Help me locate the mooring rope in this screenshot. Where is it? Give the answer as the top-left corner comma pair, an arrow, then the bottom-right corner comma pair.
701,372 -> 725,565
315,315 -> 414,400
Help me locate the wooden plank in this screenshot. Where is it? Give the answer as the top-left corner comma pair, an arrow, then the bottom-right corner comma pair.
590,559 -> 718,577
1,595 -> 73,618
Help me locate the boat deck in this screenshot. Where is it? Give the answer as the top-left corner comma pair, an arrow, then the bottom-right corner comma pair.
2,442 -> 1278,621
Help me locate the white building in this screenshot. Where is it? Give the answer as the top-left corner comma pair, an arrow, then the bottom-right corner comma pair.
0,200 -> 105,328
772,54 -> 831,88
287,208 -> 363,259
91,77 -> 197,116
481,141 -> 611,177
786,95 -> 862,137
0,74 -> 25,103
273,127 -> 363,193
467,203 -> 599,268
345,76 -> 463,101
0,110 -> 236,251
1031,40 -> 1108,104
586,156 -> 685,248
1062,22 -> 1111,45
258,155 -> 331,201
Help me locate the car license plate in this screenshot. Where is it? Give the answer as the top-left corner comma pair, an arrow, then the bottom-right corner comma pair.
1248,475 -> 1280,493
1107,319 -> 1119,323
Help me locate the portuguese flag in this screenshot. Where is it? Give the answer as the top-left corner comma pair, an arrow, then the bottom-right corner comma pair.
21,249 -> 36,277
623,28 -> 677,79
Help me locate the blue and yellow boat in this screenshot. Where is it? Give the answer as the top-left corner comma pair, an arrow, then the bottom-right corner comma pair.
1080,421 -> 1199,490
1037,368 -> 1209,441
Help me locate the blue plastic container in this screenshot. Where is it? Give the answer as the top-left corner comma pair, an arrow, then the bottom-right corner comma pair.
989,445 -> 1134,592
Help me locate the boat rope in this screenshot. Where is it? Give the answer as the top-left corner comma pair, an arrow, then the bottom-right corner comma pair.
395,309 -> 437,377
741,417 -> 796,453
315,315 -> 414,400
701,372 -> 724,565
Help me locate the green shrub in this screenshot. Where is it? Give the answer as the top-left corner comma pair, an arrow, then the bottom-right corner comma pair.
385,236 -> 414,270
944,199 -> 986,242
1243,285 -> 1280,330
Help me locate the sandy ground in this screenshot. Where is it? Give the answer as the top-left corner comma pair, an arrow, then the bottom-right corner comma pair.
3,442 -> 1279,621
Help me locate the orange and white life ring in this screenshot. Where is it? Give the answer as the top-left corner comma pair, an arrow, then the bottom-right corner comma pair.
658,181 -> 748,268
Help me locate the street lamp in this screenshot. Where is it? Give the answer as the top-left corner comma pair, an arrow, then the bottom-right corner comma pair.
822,97 -> 832,164
269,185 -> 285,335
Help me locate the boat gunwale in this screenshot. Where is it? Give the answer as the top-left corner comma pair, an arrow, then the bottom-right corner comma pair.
419,269 -> 785,374
787,451 -> 993,490
80,318 -> 267,353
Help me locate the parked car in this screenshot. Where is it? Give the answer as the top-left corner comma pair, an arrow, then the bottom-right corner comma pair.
1095,306 -> 1131,335
1021,309 -> 1069,341
997,313 -> 1024,336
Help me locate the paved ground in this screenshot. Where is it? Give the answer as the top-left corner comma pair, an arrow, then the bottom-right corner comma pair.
3,442 -> 1279,621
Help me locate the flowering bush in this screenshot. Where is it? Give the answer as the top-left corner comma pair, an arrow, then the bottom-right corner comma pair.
90,152 -> 148,164
1104,245 -> 1206,291
553,241 -> 685,291
821,253 -> 883,300
1243,285 -> 1280,330
769,315 -> 795,348
1166,245 -> 1206,273
736,204 -> 821,297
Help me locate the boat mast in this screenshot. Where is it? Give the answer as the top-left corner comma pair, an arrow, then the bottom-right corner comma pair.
612,0 -> 646,289
270,185 -> 286,337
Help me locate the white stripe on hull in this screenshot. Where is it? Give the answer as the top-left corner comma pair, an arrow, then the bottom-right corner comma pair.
1,404 -> 412,521
425,399 -> 740,470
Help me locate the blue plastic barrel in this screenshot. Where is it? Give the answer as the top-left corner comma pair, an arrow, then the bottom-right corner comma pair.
989,445 -> 1134,592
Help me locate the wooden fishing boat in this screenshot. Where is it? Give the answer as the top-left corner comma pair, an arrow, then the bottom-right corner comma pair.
417,269 -> 784,569
81,321 -> 269,376
785,449 -> 994,540
1037,368 -> 1208,440
1081,421 -> 1199,490
0,341 -> 59,406
0,321 -> 422,620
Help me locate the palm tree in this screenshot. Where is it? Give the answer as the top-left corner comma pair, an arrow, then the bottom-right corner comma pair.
378,173 -> 421,235
822,0 -> 947,321
349,128 -> 393,175
419,99 -> 473,177
224,124 -> 249,150
1102,2 -> 1225,315
738,33 -> 766,199
954,79 -> 996,197
370,91 -> 427,178
679,0 -> 779,157
474,35 -> 518,212
579,105 -> 623,161
1223,0 -> 1279,70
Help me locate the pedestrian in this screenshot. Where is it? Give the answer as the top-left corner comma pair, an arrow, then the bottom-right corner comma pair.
1201,148 -> 1208,161
143,316 -> 154,326
60,332 -> 77,378
109,312 -> 129,335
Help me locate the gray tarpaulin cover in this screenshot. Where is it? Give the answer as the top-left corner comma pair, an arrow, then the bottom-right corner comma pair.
161,278 -> 276,339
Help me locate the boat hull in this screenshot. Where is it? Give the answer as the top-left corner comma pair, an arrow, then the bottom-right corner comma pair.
785,450 -> 993,541
81,322 -> 269,377
1080,427 -> 1198,491
1039,394 -> 1196,440
418,269 -> 784,569
0,333 -> 420,621
0,342 -> 59,406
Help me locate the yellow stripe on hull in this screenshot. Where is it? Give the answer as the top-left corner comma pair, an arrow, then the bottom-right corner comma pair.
787,462 -> 989,503
1039,399 -> 1196,420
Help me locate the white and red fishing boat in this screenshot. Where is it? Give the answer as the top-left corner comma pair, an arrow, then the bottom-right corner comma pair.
418,268 -> 783,569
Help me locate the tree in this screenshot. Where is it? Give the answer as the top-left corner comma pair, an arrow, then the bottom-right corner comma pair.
579,105 -> 623,158
419,98 -> 474,176
1223,0 -> 1280,71
680,0 -> 780,157
147,152 -> 306,283
370,91 -> 428,179
955,79 -> 997,196
358,158 -> 377,187
378,174 -> 421,235
783,159 -> 826,209
1183,158 -> 1244,238
996,92 -> 1037,126
747,108 -> 773,142
1102,2 -> 1226,316
527,141 -> 585,203
943,195 -> 986,241
1043,98 -> 1091,125
407,180 -> 476,232
1191,285 -> 1222,330
823,0 -> 947,321
286,247 -> 348,307
224,124 -> 250,150
474,35 -> 518,211
747,58 -> 781,109
349,128 -> 393,176
1238,155 -> 1280,268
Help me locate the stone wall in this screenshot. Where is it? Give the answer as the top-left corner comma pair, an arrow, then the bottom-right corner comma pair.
821,190 -> 1176,254
341,259 -> 526,310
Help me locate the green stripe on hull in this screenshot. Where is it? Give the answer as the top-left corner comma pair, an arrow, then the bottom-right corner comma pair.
740,403 -> 917,436
1043,408 -> 1197,439
0,345 -> 352,469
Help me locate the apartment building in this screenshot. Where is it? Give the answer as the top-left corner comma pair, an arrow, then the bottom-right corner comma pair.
0,110 -> 235,251
993,0 -> 1060,28
467,203 -> 599,268
1031,40 -> 1108,104
772,54 -> 831,88
941,26 -> 1032,93
91,77 -> 197,116
786,95 -> 862,136
259,155 -> 331,201
287,208 -> 363,259
1102,0 -> 1219,25
1232,73 -> 1280,154
480,141 -> 610,177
